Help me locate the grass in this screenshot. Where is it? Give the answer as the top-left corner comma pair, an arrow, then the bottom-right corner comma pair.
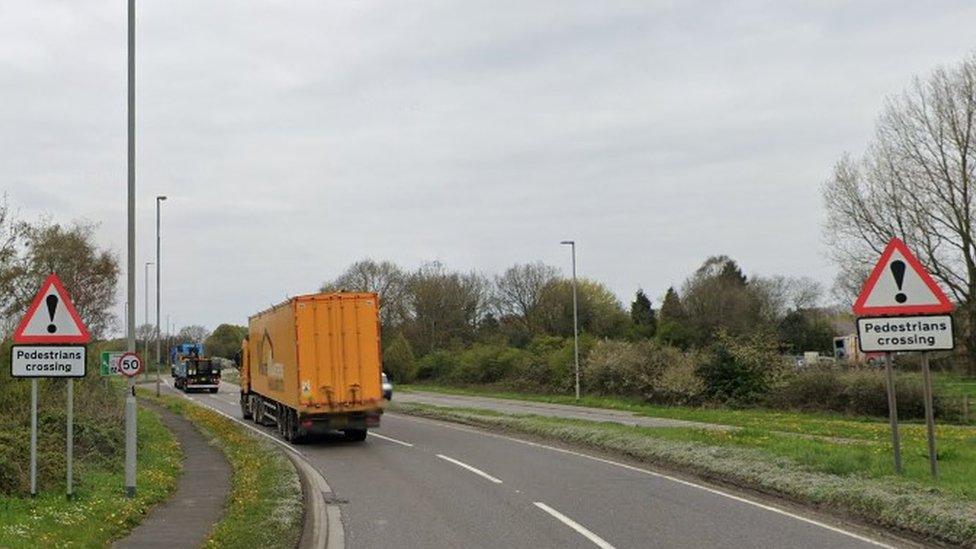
0,406 -> 181,548
394,402 -> 976,546
138,389 -> 303,549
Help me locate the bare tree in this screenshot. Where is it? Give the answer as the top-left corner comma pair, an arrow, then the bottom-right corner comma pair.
321,259 -> 409,328
177,325 -> 211,345
0,220 -> 119,339
494,261 -> 559,331
824,54 -> 976,373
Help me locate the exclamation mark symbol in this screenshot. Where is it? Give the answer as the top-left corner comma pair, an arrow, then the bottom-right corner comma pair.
46,294 -> 59,333
890,260 -> 907,304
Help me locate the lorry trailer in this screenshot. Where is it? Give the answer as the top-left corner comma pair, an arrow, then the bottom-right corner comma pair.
170,343 -> 204,377
174,356 -> 221,393
238,291 -> 385,443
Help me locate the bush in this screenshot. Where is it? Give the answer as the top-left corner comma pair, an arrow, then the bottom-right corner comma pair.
416,349 -> 455,381
697,331 -> 786,404
767,368 -> 941,419
383,332 -> 417,383
584,339 -> 705,404
451,344 -> 530,384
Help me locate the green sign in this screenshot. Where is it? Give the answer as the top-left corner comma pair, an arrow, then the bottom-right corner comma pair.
100,351 -> 123,376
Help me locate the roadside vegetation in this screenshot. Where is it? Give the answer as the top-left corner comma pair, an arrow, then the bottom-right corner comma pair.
0,389 -> 180,548
140,390 -> 303,549
395,402 -> 976,546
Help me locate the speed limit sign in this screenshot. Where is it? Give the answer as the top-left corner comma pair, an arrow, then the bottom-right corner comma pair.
118,352 -> 143,377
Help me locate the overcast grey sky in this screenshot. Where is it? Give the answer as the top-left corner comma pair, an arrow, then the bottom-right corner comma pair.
4,1 -> 976,333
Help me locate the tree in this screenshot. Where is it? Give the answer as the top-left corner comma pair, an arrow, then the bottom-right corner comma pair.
404,262 -> 493,355
204,324 -> 248,359
656,287 -> 695,348
494,262 -> 559,332
0,220 -> 119,339
535,278 -> 629,338
630,289 -> 656,338
681,256 -> 765,345
177,325 -> 210,346
383,332 -> 417,383
823,54 -> 976,373
777,310 -> 835,354
321,259 -> 408,329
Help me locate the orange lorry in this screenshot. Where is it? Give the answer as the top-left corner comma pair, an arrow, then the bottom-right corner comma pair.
238,292 -> 384,442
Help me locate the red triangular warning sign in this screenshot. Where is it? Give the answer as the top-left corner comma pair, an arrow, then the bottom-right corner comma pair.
12,273 -> 91,343
853,238 -> 954,316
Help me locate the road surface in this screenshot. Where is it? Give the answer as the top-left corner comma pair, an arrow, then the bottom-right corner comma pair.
158,380 -> 909,549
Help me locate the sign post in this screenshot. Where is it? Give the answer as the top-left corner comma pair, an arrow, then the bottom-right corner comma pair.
882,353 -> 902,474
10,273 -> 90,498
853,238 -> 953,478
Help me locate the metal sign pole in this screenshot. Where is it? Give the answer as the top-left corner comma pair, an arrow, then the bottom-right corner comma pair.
920,352 -> 939,479
67,378 -> 73,499
30,379 -> 38,496
883,353 -> 902,474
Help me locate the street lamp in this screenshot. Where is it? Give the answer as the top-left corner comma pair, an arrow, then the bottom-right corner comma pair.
143,261 -> 153,381
560,240 -> 580,400
156,195 -> 167,397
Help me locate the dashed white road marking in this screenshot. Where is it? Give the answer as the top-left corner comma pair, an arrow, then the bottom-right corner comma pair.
368,432 -> 414,447
393,413 -> 894,548
436,454 -> 503,484
534,502 -> 615,549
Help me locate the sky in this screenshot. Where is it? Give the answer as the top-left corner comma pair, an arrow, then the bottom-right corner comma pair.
4,1 -> 976,334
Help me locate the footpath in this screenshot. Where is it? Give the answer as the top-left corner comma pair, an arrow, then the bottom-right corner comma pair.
113,403 -> 232,549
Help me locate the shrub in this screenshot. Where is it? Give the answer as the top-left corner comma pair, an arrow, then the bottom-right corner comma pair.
416,349 -> 456,381
584,339 -> 705,403
697,331 -> 786,404
383,332 -> 417,383
767,368 -> 940,419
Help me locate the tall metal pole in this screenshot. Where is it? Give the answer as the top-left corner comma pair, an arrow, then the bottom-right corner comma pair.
143,261 -> 152,381
156,196 -> 166,397
561,240 -> 580,400
884,353 -> 902,474
124,0 -> 137,499
920,352 -> 939,479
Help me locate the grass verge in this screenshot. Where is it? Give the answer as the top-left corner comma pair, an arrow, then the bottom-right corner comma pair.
0,406 -> 181,548
139,389 -> 303,549
392,401 -> 976,546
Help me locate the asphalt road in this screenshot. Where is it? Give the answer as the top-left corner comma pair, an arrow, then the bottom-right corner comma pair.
159,380 -> 907,549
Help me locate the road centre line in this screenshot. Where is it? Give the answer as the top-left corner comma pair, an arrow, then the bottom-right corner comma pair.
393,414 -> 893,548
435,454 -> 503,484
533,502 -> 615,549
367,432 -> 414,447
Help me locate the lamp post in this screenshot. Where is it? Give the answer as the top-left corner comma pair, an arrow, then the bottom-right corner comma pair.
124,0 -> 137,499
143,261 -> 153,381
156,195 -> 167,397
560,240 -> 580,400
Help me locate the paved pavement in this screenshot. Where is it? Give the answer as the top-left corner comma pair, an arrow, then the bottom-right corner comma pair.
114,403 -> 231,549
158,379 -> 909,549
395,390 -> 733,430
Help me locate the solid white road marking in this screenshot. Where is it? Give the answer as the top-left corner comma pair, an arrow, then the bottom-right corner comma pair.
393,414 -> 893,548
368,432 -> 414,447
534,502 -> 615,549
436,454 -> 503,484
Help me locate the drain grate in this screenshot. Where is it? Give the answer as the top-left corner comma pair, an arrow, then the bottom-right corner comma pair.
322,491 -> 349,505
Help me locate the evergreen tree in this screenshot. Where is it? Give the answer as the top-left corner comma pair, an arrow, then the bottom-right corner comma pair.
630,289 -> 656,338
659,287 -> 685,321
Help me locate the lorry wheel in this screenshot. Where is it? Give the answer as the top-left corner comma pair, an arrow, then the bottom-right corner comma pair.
241,394 -> 253,420
343,429 -> 367,442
